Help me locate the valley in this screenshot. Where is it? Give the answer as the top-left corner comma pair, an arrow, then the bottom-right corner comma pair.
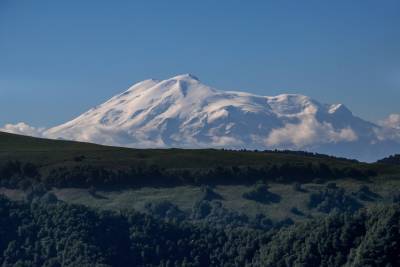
1,132 -> 400,266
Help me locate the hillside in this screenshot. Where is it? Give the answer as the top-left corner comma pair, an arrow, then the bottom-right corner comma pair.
1,131 -> 394,189
1,132 -> 400,267
377,154 -> 400,165
0,131 -> 372,168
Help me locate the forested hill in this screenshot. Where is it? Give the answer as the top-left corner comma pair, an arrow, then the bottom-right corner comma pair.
377,154 -> 400,165
1,132 -> 400,266
0,195 -> 399,267
0,131 -> 399,189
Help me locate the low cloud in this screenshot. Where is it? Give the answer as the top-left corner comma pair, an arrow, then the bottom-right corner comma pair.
376,114 -> 400,142
380,114 -> 400,130
1,122 -> 46,137
265,117 -> 358,148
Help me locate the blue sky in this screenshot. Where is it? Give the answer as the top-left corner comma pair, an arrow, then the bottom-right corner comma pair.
1,0 -> 399,127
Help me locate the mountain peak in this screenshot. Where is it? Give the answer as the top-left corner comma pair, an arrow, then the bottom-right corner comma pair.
328,103 -> 352,115
36,75 -> 400,162
169,73 -> 200,81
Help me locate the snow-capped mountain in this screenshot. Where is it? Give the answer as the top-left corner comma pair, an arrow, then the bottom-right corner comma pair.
3,74 -> 400,161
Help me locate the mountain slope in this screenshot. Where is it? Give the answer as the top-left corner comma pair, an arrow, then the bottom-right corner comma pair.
0,130 -> 368,169
39,74 -> 399,161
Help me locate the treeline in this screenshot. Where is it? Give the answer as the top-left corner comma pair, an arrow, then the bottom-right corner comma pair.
377,154 -> 400,165
0,160 -> 376,190
227,148 -> 359,163
0,195 -> 399,267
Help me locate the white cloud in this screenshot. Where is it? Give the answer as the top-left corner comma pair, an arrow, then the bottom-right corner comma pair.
265,117 -> 358,148
380,114 -> 400,130
210,136 -> 243,147
1,122 -> 46,137
376,114 -> 400,142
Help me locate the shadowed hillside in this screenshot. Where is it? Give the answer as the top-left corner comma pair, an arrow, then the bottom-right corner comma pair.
1,131 -> 395,190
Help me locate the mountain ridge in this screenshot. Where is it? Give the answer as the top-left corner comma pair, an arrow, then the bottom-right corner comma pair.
2,74 -> 400,161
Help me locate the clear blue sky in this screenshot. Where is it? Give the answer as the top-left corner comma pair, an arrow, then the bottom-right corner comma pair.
1,0 -> 399,127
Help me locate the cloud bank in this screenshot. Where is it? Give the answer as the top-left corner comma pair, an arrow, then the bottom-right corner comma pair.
380,114 -> 400,130
376,113 -> 400,142
1,122 -> 45,138
265,117 -> 358,148
2,114 -> 400,151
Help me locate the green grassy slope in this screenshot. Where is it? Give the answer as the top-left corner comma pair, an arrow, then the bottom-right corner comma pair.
0,131 -> 377,169
1,131 -> 399,190
1,177 -> 399,224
